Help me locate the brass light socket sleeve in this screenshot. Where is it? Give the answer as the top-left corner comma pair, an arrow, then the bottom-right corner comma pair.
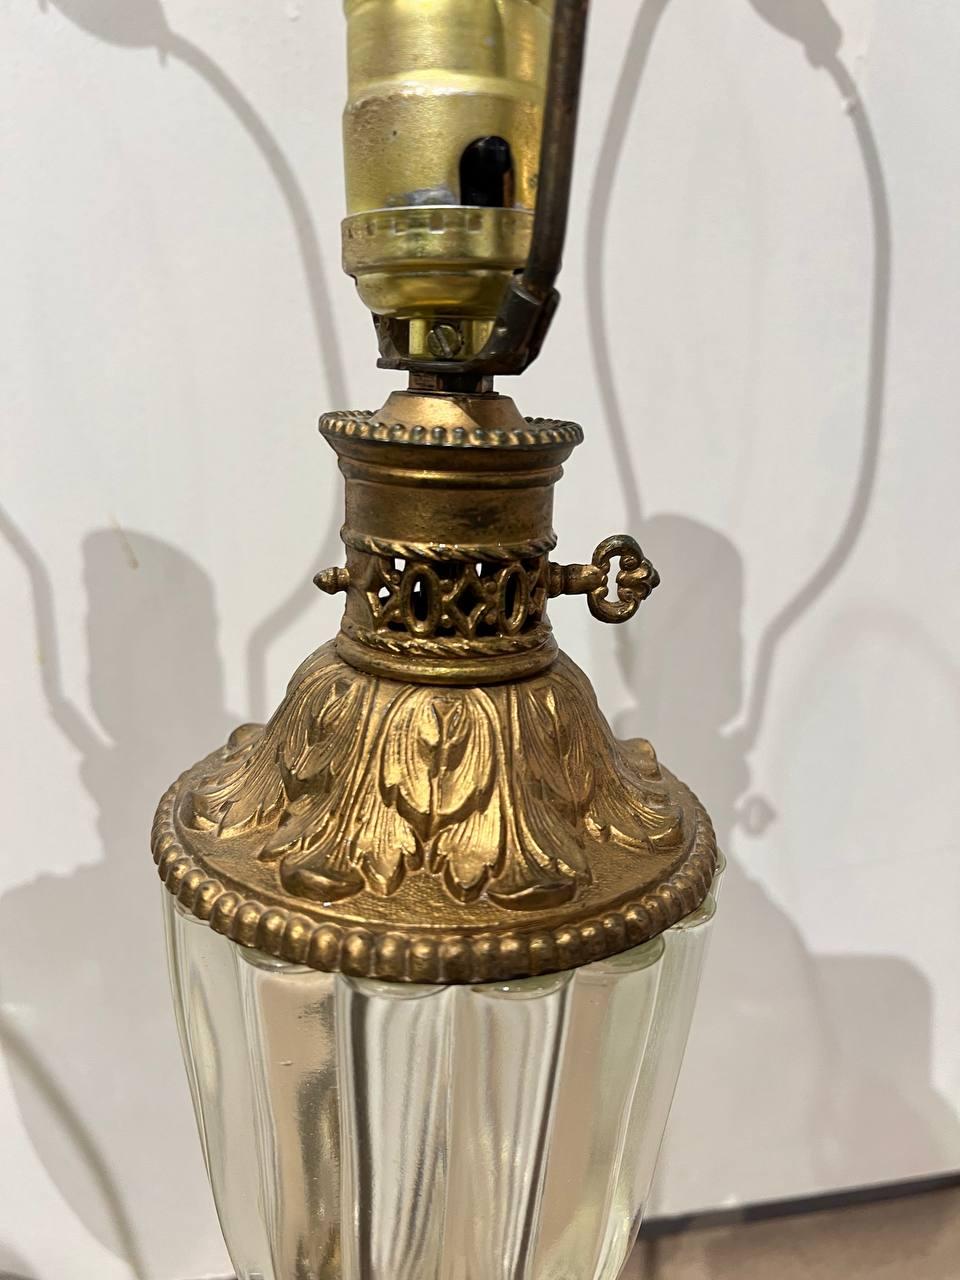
343,0 -> 554,215
342,0 -> 555,329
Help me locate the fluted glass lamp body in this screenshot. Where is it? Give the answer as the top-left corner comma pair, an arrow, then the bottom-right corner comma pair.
164,881 -> 717,1280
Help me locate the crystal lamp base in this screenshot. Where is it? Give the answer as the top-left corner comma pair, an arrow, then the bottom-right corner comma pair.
163,868 -> 720,1280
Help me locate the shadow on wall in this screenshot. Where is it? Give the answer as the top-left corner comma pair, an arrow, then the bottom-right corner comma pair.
628,525 -> 960,1238
584,0 -> 960,1247
2,1 -> 360,1271
0,521 -> 239,1278
3,2 -> 347,1274
0,1246 -> 33,1280
38,0 -> 349,722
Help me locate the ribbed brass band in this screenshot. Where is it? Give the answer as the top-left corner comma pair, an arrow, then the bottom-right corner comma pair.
340,529 -> 559,562
335,623 -> 559,685
343,207 -> 534,325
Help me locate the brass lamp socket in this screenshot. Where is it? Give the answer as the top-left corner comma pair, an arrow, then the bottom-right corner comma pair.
342,0 -> 555,351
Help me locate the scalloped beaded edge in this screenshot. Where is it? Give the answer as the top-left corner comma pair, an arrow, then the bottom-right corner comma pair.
152,765 -> 719,985
319,410 -> 584,451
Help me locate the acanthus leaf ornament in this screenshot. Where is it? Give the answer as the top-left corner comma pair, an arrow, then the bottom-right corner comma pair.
181,641 -> 688,915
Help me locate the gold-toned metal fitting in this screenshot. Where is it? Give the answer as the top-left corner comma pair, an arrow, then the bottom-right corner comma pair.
314,391 -> 579,685
548,534 -> 661,624
314,395 -> 661,682
314,566 -> 350,595
343,0 -> 553,216
152,386 -> 717,983
153,645 -> 717,984
342,0 -> 555,342
318,407 -> 583,450
342,206 -> 534,341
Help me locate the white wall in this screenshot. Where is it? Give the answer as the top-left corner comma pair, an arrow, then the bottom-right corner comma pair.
2,1 -> 959,1276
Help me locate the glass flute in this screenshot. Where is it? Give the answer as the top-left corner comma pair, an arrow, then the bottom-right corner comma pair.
164,861 -> 721,1280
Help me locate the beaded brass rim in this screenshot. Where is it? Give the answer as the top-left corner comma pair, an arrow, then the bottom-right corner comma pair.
154,759 -> 717,984
319,410 -> 584,450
